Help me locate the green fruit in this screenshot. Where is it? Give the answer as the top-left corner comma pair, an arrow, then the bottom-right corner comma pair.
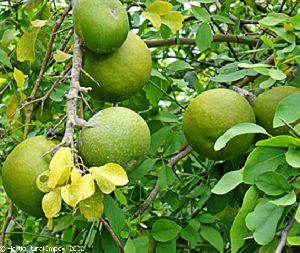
81,32 -> 152,102
2,136 -> 56,217
73,0 -> 129,54
78,107 -> 151,172
253,86 -> 300,136
183,89 -> 256,160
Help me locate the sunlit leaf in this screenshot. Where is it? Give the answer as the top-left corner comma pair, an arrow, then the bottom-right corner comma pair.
53,50 -> 72,62
70,169 -> 81,185
42,190 -> 62,219
93,173 -> 115,194
142,12 -> 161,28
61,184 -> 82,208
13,68 -> 25,89
80,174 -> 95,200
48,147 -> 72,189
36,170 -> 51,193
6,95 -> 18,118
0,49 -> 12,68
1,29 -> 19,47
79,190 -> 104,222
31,19 -> 48,27
161,11 -> 184,31
146,1 -> 172,15
17,28 -> 40,62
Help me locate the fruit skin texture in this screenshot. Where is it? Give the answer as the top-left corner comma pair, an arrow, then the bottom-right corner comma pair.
81,32 -> 152,102
183,89 -> 256,160
78,107 -> 151,172
253,86 -> 300,136
73,0 -> 129,54
2,136 -> 56,217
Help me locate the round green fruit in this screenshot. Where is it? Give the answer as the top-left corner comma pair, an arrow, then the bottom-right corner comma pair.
81,32 -> 152,102
78,107 -> 151,172
2,136 -> 56,217
253,86 -> 300,136
183,89 -> 256,160
73,0 -> 129,54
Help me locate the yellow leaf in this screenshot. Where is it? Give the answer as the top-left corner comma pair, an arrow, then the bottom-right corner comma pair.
36,170 -> 51,193
80,174 -> 95,200
42,190 -> 62,219
93,173 -> 115,194
70,169 -> 81,185
53,50 -> 72,63
1,29 -> 19,47
90,163 -> 128,186
6,95 -> 18,118
31,19 -> 48,27
79,190 -> 104,222
47,218 -> 53,230
17,28 -> 39,62
146,1 -> 172,15
0,78 -> 7,89
142,12 -> 162,29
48,147 -> 72,189
161,11 -> 184,31
61,184 -> 82,208
13,68 -> 25,89
284,22 -> 294,31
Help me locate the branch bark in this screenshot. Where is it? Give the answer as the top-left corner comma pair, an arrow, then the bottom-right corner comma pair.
145,35 -> 258,48
134,145 -> 193,216
0,202 -> 14,246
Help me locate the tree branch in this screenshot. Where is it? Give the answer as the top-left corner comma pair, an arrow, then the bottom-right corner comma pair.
145,35 -> 258,48
275,202 -> 300,253
100,217 -> 124,252
23,4 -> 72,139
134,145 -> 193,216
0,202 -> 14,246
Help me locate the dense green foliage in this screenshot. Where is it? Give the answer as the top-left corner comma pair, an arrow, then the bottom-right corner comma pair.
0,0 -> 300,252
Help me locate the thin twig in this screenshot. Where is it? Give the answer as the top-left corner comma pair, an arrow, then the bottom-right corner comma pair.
0,202 -> 14,246
281,119 -> 300,138
145,35 -> 258,48
100,217 -> 124,252
275,202 -> 300,253
23,4 -> 72,139
134,145 -> 193,216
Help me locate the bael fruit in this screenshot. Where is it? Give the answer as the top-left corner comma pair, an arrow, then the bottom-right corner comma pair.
183,89 -> 256,160
253,86 -> 300,136
73,0 -> 129,54
78,107 -> 151,172
2,136 -> 56,217
81,32 -> 152,102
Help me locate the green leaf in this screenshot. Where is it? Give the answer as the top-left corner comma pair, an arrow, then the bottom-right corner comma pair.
256,135 -> 299,148
243,147 -> 286,184
200,225 -> 224,253
132,236 -> 149,253
124,238 -> 136,253
245,202 -> 284,245
238,63 -> 271,69
295,205 -> 300,223
273,92 -> 300,127
196,23 -> 213,51
259,77 -> 276,89
270,191 -> 296,206
214,123 -> 270,151
255,171 -> 290,196
151,219 -> 182,242
286,147 -> 300,168
269,69 -> 287,80
52,214 -> 75,233
212,15 -> 235,24
142,12 -> 161,28
199,0 -> 215,3
211,69 -> 256,83
180,223 -> 201,244
167,60 -> 193,72
259,12 -> 290,26
211,170 -> 242,195
192,5 -> 211,23
158,163 -> 176,191
287,236 -> 300,246
79,190 -> 104,222
0,49 -> 12,68
17,28 -> 40,62
230,186 -> 259,253
156,239 -> 176,253
161,11 -> 184,31
129,159 -> 158,183
53,50 -> 72,62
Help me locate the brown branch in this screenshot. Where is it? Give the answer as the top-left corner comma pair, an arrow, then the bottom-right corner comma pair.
134,145 -> 193,216
229,86 -> 256,104
0,202 -> 14,246
23,4 -> 72,139
145,35 -> 258,48
275,202 -> 300,253
100,217 -> 124,252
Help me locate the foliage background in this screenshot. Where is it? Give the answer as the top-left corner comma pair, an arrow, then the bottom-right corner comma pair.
0,0 -> 300,252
